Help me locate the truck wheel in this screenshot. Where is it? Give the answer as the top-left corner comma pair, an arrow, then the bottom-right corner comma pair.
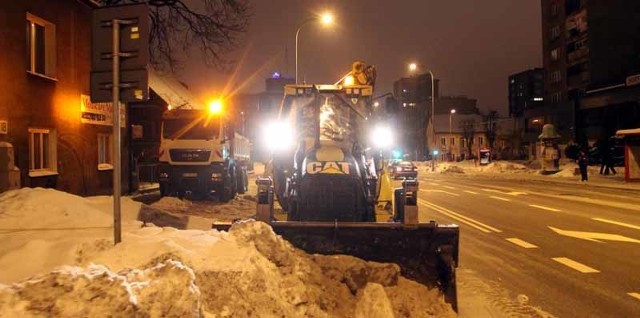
160,183 -> 169,197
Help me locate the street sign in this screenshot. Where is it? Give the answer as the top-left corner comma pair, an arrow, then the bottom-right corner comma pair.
90,3 -> 149,103
92,3 -> 149,72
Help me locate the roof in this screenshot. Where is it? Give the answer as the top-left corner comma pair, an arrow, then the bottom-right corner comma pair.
149,67 -> 206,110
616,128 -> 640,136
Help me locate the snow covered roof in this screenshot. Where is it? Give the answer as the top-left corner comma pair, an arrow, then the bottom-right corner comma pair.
149,67 -> 206,110
616,128 -> 640,136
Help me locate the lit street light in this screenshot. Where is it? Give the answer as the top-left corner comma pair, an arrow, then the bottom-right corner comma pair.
295,12 -> 333,84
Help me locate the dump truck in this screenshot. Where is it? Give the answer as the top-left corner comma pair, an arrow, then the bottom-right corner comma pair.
158,102 -> 250,201
214,62 -> 460,310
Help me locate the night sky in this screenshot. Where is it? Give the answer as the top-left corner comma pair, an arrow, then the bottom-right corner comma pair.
180,0 -> 542,115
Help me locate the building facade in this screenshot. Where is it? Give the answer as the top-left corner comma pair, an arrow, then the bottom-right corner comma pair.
0,0 -> 131,195
509,68 -> 544,156
541,0 -> 640,144
392,73 -> 438,160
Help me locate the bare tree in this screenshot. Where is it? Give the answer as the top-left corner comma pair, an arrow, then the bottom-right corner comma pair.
460,119 -> 476,158
99,0 -> 250,70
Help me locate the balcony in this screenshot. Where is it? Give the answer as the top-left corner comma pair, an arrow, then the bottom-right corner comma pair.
567,46 -> 589,65
567,71 -> 590,90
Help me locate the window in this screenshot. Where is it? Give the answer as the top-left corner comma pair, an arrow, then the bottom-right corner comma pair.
551,71 -> 562,83
551,92 -> 563,104
450,137 -> 455,146
98,134 -> 113,170
551,3 -> 560,16
28,128 -> 57,176
551,48 -> 559,61
478,137 -> 484,145
26,13 -> 56,78
551,25 -> 560,39
462,138 -> 467,148
441,137 -> 446,146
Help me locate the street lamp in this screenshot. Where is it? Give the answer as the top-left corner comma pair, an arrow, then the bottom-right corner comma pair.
408,62 -> 436,166
449,109 -> 456,161
295,12 -> 333,84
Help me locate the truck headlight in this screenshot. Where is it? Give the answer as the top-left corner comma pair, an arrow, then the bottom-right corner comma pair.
371,125 -> 393,149
264,121 -> 294,152
211,172 -> 223,180
159,172 -> 169,179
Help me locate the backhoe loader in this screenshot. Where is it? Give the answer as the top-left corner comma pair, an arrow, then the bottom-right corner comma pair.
214,62 -> 460,310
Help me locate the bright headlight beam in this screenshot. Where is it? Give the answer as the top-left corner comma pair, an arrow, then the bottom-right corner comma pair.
371,125 -> 393,149
265,121 -> 294,152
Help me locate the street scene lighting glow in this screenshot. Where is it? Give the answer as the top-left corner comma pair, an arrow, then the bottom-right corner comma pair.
409,63 -> 418,71
321,13 -> 333,25
343,75 -> 355,86
371,125 -> 393,149
209,100 -> 223,115
264,121 -> 294,152
450,109 -> 456,114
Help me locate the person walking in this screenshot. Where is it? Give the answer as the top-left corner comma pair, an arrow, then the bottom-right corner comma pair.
578,150 -> 589,182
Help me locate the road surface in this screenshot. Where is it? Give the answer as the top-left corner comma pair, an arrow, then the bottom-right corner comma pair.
419,173 -> 640,317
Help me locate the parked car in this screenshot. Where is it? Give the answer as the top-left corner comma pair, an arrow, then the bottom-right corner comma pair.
389,161 -> 418,180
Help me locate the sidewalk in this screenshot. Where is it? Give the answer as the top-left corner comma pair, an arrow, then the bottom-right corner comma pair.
418,160 -> 640,192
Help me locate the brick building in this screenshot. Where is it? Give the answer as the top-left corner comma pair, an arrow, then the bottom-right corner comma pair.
0,0 -> 131,195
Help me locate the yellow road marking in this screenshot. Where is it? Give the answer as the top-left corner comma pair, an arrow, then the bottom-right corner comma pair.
490,196 -> 511,202
593,218 -> 640,231
464,190 -> 478,195
552,257 -> 600,273
506,238 -> 538,249
443,185 -> 456,190
529,204 -> 561,212
419,199 -> 501,233
628,292 -> 640,301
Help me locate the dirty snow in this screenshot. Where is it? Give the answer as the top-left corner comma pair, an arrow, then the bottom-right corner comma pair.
0,187 -> 455,317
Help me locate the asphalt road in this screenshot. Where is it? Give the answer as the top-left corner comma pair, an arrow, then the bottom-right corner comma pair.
419,173 -> 640,317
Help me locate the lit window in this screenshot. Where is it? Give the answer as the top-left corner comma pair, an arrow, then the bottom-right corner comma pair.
451,137 -> 455,146
98,134 -> 113,170
28,128 -> 57,175
441,137 -> 446,146
478,137 -> 484,145
551,25 -> 560,39
551,48 -> 559,61
26,13 -> 56,78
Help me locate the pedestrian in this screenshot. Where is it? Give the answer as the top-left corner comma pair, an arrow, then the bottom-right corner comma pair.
577,150 -> 588,182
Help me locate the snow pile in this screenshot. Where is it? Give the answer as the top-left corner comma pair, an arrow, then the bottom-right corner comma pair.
150,196 -> 257,222
0,188 -> 455,317
150,196 -> 193,213
479,162 -> 529,174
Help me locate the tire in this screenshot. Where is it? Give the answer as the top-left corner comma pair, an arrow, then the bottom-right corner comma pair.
219,167 -> 236,203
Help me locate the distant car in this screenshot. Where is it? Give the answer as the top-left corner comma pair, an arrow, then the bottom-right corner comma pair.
389,161 -> 418,180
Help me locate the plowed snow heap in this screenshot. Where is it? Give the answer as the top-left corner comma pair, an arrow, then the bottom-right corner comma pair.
0,188 -> 454,317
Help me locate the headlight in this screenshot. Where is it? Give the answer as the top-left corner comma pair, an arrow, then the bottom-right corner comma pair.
371,125 -> 393,149
159,172 -> 169,179
211,172 -> 223,179
264,121 -> 294,152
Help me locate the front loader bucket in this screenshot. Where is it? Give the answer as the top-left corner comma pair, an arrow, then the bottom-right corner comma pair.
213,220 -> 459,311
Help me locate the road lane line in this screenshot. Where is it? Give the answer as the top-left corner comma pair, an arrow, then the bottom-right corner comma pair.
529,204 -> 561,212
421,189 -> 460,196
506,238 -> 538,249
419,199 -> 502,233
490,196 -> 511,202
464,190 -> 478,195
505,237 -> 538,248
428,182 -> 440,186
443,185 -> 456,190
592,218 -> 640,231
628,292 -> 640,301
552,257 -> 600,273
482,189 -> 502,193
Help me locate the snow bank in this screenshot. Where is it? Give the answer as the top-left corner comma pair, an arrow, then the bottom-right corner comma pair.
0,188 -> 455,317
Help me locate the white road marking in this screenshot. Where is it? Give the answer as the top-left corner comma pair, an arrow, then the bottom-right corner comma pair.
464,190 -> 479,195
419,199 -> 502,233
490,196 -> 511,202
482,189 -> 502,193
548,226 -> 640,244
628,292 -> 640,301
592,218 -> 640,231
529,204 -> 561,212
428,182 -> 440,186
421,189 -> 460,196
507,191 -> 528,196
506,238 -> 538,249
443,185 -> 456,190
552,257 -> 600,273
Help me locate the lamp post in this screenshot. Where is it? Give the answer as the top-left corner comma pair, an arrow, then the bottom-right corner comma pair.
449,109 -> 456,161
295,13 -> 333,84
409,62 -> 436,168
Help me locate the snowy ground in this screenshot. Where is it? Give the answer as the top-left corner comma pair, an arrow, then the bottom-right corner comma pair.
416,159 -> 637,190
0,187 -> 455,317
